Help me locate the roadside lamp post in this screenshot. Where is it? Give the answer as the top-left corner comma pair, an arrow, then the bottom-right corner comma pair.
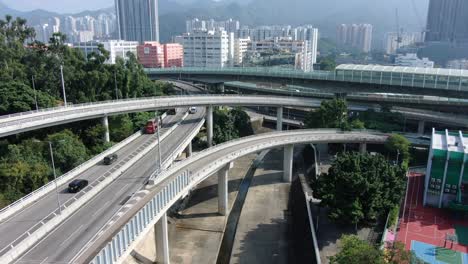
48,141 -> 62,214
31,76 -> 39,111
60,65 -> 68,107
34,139 -> 64,214
157,115 -> 162,170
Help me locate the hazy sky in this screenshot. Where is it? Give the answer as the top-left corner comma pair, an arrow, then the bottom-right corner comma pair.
2,0 -> 114,13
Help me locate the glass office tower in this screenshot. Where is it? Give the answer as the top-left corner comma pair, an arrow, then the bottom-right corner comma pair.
115,0 -> 160,43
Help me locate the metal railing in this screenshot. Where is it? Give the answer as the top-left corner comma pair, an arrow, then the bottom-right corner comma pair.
145,67 -> 468,92
2,94 -> 467,138
225,81 -> 468,106
0,112 -> 190,263
0,95 -> 326,137
73,130 -> 388,264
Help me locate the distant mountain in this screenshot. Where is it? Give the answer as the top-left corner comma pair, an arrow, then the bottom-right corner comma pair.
159,0 -> 429,43
1,0 -> 429,46
0,1 -> 21,16
0,1 -> 112,24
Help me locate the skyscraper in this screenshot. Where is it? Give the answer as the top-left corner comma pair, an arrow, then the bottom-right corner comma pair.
425,0 -> 468,43
336,24 -> 373,53
115,0 -> 160,43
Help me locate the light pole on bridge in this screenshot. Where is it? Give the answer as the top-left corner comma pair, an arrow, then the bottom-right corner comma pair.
34,139 -> 63,214
60,65 -> 68,107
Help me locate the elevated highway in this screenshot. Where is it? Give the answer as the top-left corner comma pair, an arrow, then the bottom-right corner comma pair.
0,109 -> 205,263
146,67 -> 468,98
1,95 -> 467,139
73,130 -> 389,264
223,81 -> 468,111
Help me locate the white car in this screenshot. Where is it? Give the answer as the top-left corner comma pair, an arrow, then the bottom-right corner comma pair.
189,107 -> 197,114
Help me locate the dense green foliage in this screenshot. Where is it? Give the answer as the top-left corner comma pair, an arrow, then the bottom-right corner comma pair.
305,99 -> 349,129
330,235 -> 420,264
352,108 -> 404,132
305,98 -> 405,132
212,107 -> 254,144
0,15 -> 167,115
312,152 -> 406,225
330,235 -> 384,264
0,130 -> 89,204
385,134 -> 411,169
0,15 -> 172,206
318,55 -> 337,71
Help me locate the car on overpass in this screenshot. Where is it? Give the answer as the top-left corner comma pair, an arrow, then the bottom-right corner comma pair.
68,179 -> 89,193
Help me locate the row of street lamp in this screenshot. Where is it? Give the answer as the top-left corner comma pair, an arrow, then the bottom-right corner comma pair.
30,66 -> 122,110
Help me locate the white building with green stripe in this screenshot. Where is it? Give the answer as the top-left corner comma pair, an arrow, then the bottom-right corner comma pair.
424,129 -> 468,208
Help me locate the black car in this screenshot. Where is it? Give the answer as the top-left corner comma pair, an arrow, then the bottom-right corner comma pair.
68,179 -> 89,193
103,153 -> 118,165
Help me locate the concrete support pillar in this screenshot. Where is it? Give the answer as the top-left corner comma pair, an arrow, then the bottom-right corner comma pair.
359,143 -> 367,154
102,115 -> 110,143
276,106 -> 283,131
283,144 -> 294,182
185,142 -> 193,158
155,213 -> 170,264
207,106 -> 213,147
418,120 -> 425,135
218,162 -> 233,216
218,83 -> 225,93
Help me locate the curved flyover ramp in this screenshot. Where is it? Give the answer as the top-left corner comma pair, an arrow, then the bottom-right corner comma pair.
73,129 -> 388,264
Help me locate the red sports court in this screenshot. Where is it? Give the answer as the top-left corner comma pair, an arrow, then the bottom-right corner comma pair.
396,172 -> 468,254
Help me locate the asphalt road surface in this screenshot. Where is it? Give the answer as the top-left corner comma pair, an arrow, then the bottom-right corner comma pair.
9,109 -> 205,264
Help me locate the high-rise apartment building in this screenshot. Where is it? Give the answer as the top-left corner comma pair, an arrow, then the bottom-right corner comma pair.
137,42 -> 183,68
384,32 -> 423,54
248,38 -> 316,72
425,0 -> 468,43
336,24 -> 373,53
115,0 -> 160,43
186,18 -> 240,35
175,30 -> 233,68
234,37 -> 251,65
74,40 -> 139,64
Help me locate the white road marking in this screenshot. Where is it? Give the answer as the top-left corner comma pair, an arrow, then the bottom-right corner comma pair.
90,201 -> 111,218
61,224 -> 84,246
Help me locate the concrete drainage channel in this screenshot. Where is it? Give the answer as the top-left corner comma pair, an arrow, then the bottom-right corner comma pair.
216,150 -> 270,264
0,111 -> 190,263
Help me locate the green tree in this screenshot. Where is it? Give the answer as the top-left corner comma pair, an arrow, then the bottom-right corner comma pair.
305,98 -> 348,129
385,134 -> 411,168
318,55 -> 337,71
230,107 -> 254,137
385,242 -> 412,264
46,130 -> 89,172
213,108 -> 238,144
0,140 -> 51,202
132,112 -> 156,130
110,115 -> 135,142
352,109 -> 404,132
312,152 -> 406,224
0,81 -> 56,115
330,235 -> 384,264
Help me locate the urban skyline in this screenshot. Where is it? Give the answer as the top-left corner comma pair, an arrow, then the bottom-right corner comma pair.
2,1 -> 468,264
115,0 -> 160,43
